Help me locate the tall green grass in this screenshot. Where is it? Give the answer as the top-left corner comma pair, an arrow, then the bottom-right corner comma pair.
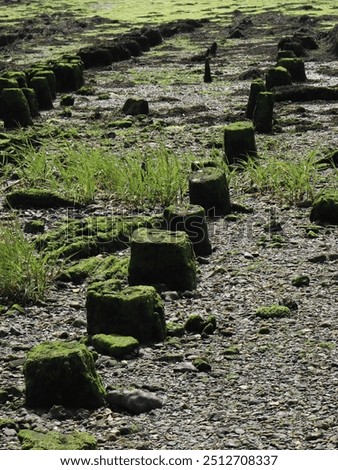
0,218 -> 55,303
236,150 -> 330,204
9,142 -> 194,207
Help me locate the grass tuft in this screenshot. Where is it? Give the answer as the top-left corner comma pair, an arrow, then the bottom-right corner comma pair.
0,217 -> 55,303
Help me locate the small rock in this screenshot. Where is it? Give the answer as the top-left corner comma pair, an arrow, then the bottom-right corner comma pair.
106,389 -> 162,415
292,275 -> 310,287
305,431 -> 324,441
162,291 -> 179,301
173,362 -> 197,373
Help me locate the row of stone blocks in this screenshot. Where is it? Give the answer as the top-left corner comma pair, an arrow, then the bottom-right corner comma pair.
0,55 -> 84,128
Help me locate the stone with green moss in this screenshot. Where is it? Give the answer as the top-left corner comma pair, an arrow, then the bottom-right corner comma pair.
5,188 -> 81,209
92,334 -> 139,358
255,305 -> 291,318
37,215 -> 161,260
223,121 -> 257,165
52,61 -> 84,92
193,357 -> 212,372
0,418 -> 17,430
253,92 -> 274,133
163,204 -> 211,256
265,66 -> 292,90
33,69 -> 57,99
277,58 -> 306,82
60,94 -> 75,106
29,76 -> 53,110
0,88 -> 32,128
18,429 -> 97,450
246,79 -> 266,119
2,71 -> 27,88
86,285 -> 166,343
24,341 -> 106,409
185,314 -> 216,334
310,191 -> 338,224
21,88 -> 39,118
189,167 -> 231,215
292,275 -> 310,287
0,77 -> 18,92
166,321 -> 185,337
128,228 -> 196,291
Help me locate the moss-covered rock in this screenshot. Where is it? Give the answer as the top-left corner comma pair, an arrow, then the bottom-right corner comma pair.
163,204 -> 212,256
60,94 -> 75,106
166,321 -> 185,337
29,76 -> 53,110
24,341 -> 106,409
223,121 -> 257,165
37,215 -> 161,260
193,357 -> 212,372
34,69 -> 57,99
5,188 -> 81,209
277,58 -> 307,82
0,77 -> 18,92
0,418 -> 17,430
2,71 -> 27,88
292,275 -> 310,287
310,191 -> 338,225
86,285 -> 166,343
128,228 -> 196,291
189,167 -> 231,215
246,79 -> 266,119
255,305 -> 291,319
122,98 -> 149,116
91,334 -> 139,358
253,91 -> 274,133
18,429 -> 97,450
52,61 -> 84,92
185,314 -> 216,334
0,88 -> 32,128
21,88 -> 39,118
265,66 -> 292,90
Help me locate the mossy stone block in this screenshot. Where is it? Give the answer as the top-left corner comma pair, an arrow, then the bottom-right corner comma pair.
128,228 -> 197,291
189,167 -> 231,215
122,98 -> 149,116
5,188 -> 81,209
224,121 -> 257,165
86,285 -> 166,343
29,76 -> 53,110
53,62 -> 84,92
18,429 -> 97,450
0,77 -> 18,92
22,88 -> 39,118
34,69 -> 57,99
277,58 -> 306,82
2,71 -> 27,88
310,191 -> 338,224
276,50 -> 297,60
163,204 -> 212,256
246,79 -> 266,119
92,334 -> 139,358
253,91 -> 274,133
185,314 -> 216,334
24,341 -> 106,408
0,88 -> 32,128
265,66 -> 292,90
255,305 -> 291,318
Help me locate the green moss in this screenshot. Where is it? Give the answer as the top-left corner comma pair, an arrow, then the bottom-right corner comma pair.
128,228 -> 196,291
37,215 -> 161,260
92,334 -> 139,358
310,190 -> 338,224
0,77 -> 18,91
22,88 -> 39,118
29,76 -> 53,110
24,341 -> 106,408
166,321 -> 185,337
223,121 -> 257,164
2,71 -> 27,88
224,346 -> 240,356
277,58 -> 306,82
5,188 -> 82,209
0,88 -> 32,128
246,79 -> 266,119
265,66 -> 292,90
292,275 -> 310,287
18,429 -> 97,450
184,314 -> 216,334
76,85 -> 95,96
110,119 -> 133,129
33,70 -> 57,99
86,285 -> 166,343
255,305 -> 291,318
193,357 -> 212,372
0,418 -> 17,430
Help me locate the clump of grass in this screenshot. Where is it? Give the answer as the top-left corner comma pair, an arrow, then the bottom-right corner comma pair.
8,141 -> 194,207
237,150 -> 327,204
0,218 -> 55,303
